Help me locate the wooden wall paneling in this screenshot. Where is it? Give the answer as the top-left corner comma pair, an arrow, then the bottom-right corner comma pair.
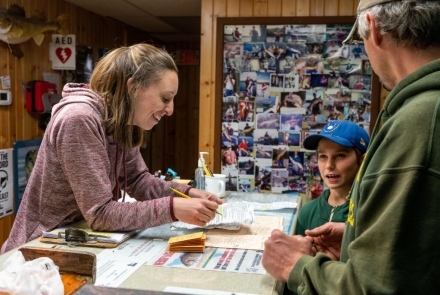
267,0 -> 282,17
324,0 -> 339,15
339,0 -> 356,15
296,0 -> 311,16
240,0 -> 254,17
254,0 -> 269,17
226,0 -> 240,17
310,0 -> 325,16
282,0 -> 296,16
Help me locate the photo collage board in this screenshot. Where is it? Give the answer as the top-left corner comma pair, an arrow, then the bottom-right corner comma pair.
221,23 -> 373,195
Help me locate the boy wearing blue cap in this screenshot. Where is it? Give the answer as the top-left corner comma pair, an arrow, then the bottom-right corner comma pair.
295,120 -> 369,236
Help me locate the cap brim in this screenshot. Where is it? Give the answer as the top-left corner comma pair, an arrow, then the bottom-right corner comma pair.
342,20 -> 359,46
303,134 -> 355,151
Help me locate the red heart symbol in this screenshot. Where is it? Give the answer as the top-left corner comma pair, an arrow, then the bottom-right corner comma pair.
55,47 -> 72,64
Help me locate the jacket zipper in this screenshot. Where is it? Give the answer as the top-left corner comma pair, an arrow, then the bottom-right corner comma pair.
329,206 -> 336,222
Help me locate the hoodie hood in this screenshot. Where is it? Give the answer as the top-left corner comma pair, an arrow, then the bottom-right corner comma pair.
382,59 -> 440,121
371,59 -> 440,140
53,83 -> 105,119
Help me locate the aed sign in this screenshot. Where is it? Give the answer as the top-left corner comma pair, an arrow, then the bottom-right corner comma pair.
50,34 -> 76,70
176,50 -> 199,65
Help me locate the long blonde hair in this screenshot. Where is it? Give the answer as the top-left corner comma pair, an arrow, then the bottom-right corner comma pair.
89,43 -> 178,148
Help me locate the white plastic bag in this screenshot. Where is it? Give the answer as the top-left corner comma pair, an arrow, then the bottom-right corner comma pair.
0,251 -> 63,295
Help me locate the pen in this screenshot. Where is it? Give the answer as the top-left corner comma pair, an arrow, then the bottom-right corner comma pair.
169,187 -> 223,216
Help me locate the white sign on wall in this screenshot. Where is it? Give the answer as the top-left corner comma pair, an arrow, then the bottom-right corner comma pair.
50,34 -> 76,70
0,149 -> 14,218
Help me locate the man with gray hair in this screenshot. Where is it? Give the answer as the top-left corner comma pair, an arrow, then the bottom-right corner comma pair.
262,1 -> 440,294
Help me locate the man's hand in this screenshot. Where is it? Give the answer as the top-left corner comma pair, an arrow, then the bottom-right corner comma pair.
262,230 -> 313,282
304,222 -> 345,260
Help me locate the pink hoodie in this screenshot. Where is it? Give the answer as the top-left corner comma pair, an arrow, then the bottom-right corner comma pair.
1,83 -> 190,253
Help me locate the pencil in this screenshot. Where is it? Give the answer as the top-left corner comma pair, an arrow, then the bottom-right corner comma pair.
169,187 -> 223,216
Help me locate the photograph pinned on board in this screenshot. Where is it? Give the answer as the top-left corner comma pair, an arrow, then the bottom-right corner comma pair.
223,72 -> 238,97
311,74 -> 330,88
238,121 -> 255,137
266,25 -> 286,42
222,122 -> 239,147
255,94 -> 279,113
278,130 -> 301,148
349,43 -> 369,59
307,24 -> 326,43
237,137 -> 254,157
349,75 -> 371,90
222,144 -> 238,169
224,43 -> 243,59
288,151 -> 305,177
221,168 -> 239,191
256,71 -> 271,98
285,25 -> 308,42
238,178 -> 252,192
283,73 -> 299,91
286,41 -> 307,59
304,90 -> 324,116
254,164 -> 272,192
280,113 -> 303,131
326,24 -> 353,42
280,91 -> 305,108
262,42 -> 287,60
255,144 -> 273,159
222,100 -> 238,122
238,158 -> 255,176
243,43 -> 264,59
271,169 -> 289,192
254,129 -> 279,146
240,72 -> 258,98
237,95 -> 255,122
278,57 -> 295,74
224,58 -> 242,74
256,113 -> 280,130
270,73 -> 285,91
272,146 -> 290,169
307,43 -> 324,55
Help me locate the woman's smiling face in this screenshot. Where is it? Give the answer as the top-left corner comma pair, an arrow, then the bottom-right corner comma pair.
132,70 -> 178,130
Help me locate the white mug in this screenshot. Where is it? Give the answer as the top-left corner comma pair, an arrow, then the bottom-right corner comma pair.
204,174 -> 226,197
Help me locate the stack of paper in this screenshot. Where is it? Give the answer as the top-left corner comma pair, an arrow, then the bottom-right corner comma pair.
168,232 -> 206,252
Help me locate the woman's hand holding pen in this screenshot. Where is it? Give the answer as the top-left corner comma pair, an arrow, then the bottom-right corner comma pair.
173,197 -> 219,227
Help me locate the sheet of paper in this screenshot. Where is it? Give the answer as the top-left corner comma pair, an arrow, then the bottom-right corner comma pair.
94,239 -> 168,287
149,247 -> 265,274
97,238 -> 168,262
205,215 -> 283,250
171,202 -> 255,230
164,286 -> 260,295
94,259 -> 143,287
250,201 -> 297,211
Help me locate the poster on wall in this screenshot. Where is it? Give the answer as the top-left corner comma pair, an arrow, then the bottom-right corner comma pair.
13,139 -> 43,214
221,23 -> 372,195
0,148 -> 14,218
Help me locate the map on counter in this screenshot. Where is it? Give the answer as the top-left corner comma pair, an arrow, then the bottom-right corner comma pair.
206,215 -> 283,250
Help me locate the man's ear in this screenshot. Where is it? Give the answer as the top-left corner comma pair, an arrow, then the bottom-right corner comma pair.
366,12 -> 382,47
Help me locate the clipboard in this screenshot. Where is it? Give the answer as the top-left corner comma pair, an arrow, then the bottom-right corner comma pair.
39,220 -> 139,248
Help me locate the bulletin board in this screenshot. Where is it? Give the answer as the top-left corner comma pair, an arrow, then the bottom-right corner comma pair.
215,17 -> 381,195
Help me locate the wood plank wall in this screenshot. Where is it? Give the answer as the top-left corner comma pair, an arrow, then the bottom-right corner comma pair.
198,0 -> 374,172
0,0 -> 200,248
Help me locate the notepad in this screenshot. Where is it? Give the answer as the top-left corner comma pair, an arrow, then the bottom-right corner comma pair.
168,232 -> 206,252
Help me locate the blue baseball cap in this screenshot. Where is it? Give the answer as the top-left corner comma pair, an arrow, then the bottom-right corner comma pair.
303,121 -> 369,153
